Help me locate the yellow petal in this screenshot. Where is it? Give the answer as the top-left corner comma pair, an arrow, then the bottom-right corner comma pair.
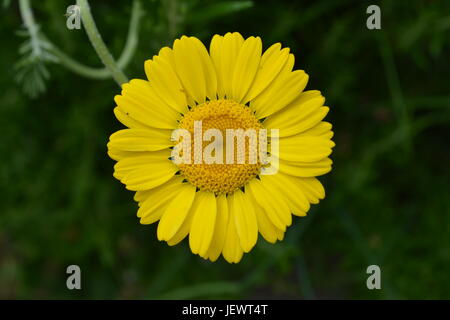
158,46 -> 176,66
191,37 -> 217,101
230,36 -> 262,102
137,177 -> 185,224
275,228 -> 285,241
173,37 -> 205,103
222,196 -> 244,263
229,189 -> 258,252
108,147 -> 149,161
246,179 -> 290,230
166,210 -> 194,246
173,36 -> 217,103
120,161 -> 178,191
263,91 -> 328,137
206,194 -> 229,262
277,157 -> 333,177
279,136 -> 335,162
295,121 -> 334,139
209,35 -> 226,99
260,173 -> 309,216
242,43 -> 290,103
210,32 -> 244,100
107,128 -> 173,152
113,149 -> 171,180
166,194 -> 199,246
134,189 -> 152,203
189,191 -> 217,257
249,196 -> 281,243
256,177 -> 293,224
281,134 -> 335,148
113,107 -> 149,130
252,69 -> 308,119
144,55 -> 187,114
295,177 -> 325,204
249,52 -> 294,118
157,183 -> 196,241
115,80 -> 181,129
154,47 -> 197,108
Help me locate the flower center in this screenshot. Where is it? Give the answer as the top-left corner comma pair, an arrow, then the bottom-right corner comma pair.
178,99 -> 263,194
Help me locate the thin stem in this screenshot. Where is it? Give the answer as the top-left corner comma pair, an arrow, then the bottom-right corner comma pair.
45,0 -> 143,80
18,0 -> 42,57
117,0 -> 143,68
77,0 -> 128,86
46,40 -> 111,79
165,0 -> 179,40
18,0 -> 142,82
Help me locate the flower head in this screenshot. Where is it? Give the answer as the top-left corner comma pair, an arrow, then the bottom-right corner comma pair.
107,32 -> 334,263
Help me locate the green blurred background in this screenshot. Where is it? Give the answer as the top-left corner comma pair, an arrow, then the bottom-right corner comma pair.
1,0 -> 449,299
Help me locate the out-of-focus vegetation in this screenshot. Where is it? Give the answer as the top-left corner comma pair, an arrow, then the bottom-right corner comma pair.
1,0 -> 449,299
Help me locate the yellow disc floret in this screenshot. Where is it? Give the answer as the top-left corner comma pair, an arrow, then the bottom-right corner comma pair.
178,99 -> 263,194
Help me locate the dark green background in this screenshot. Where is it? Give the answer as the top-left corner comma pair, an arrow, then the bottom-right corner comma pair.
1,0 -> 449,299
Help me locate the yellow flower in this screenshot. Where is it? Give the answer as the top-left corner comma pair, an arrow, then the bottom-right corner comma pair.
107,32 -> 335,263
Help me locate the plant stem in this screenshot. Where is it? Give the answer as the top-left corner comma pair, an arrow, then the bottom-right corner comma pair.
117,0 -> 143,68
77,0 -> 128,86
46,41 -> 111,79
165,0 -> 179,40
19,0 -> 142,82
18,0 -> 42,57
45,0 -> 143,80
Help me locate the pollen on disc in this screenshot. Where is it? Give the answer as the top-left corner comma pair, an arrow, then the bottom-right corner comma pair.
177,99 -> 264,194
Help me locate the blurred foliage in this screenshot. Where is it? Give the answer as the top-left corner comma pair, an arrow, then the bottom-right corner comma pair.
14,26 -> 57,98
1,0 -> 450,299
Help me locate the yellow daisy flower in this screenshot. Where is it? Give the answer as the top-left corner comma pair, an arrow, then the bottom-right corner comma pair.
107,32 -> 335,263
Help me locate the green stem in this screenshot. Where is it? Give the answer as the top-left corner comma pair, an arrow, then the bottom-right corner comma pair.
46,0 -> 143,80
117,0 -> 143,68
77,0 -> 128,86
18,0 -> 142,82
46,41 -> 111,79
18,0 -> 42,57
19,0 -> 106,79
165,0 -> 179,40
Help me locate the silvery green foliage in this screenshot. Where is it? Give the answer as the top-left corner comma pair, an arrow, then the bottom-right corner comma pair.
15,25 -> 58,98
